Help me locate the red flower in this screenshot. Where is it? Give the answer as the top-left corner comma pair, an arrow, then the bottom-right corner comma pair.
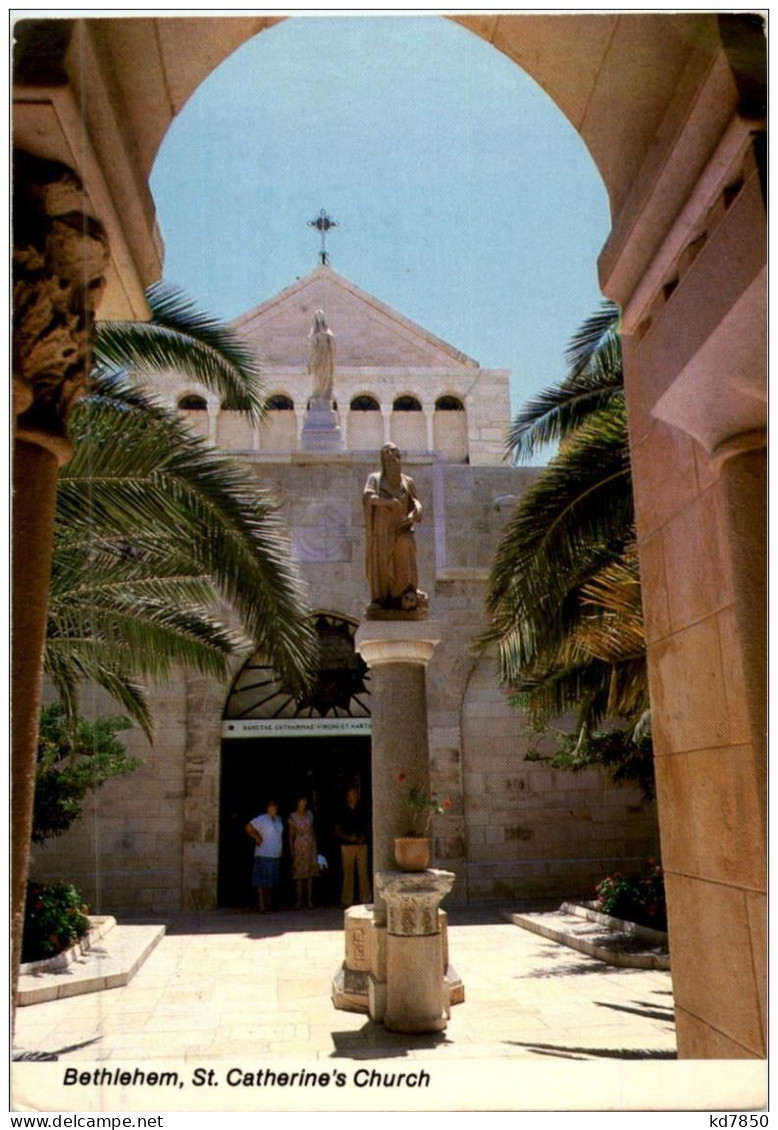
443,798 -> 453,809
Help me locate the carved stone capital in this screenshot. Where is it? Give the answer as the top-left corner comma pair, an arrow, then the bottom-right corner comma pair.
376,869 -> 455,937
13,151 -> 109,463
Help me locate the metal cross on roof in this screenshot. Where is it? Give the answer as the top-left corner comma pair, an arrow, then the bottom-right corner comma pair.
308,208 -> 338,266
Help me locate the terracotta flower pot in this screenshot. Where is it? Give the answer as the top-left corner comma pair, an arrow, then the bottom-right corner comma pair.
394,837 -> 430,872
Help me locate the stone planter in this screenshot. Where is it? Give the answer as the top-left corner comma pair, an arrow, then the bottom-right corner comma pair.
393,837 -> 430,871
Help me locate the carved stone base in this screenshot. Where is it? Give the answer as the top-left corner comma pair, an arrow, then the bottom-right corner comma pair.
301,397 -> 342,452
331,874 -> 464,1031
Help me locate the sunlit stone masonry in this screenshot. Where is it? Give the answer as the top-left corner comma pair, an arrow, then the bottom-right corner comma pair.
33,263 -> 660,917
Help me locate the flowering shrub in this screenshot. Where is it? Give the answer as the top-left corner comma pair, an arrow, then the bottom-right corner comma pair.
396,773 -> 452,837
23,880 -> 90,963
594,860 -> 667,931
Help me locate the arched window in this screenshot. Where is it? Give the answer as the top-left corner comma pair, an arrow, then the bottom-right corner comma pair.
266,394 -> 294,410
178,394 -> 207,411
350,395 -> 380,411
393,395 -> 422,412
435,395 -> 465,411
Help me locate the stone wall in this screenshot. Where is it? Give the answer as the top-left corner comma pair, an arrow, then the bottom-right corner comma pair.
32,455 -> 660,914
32,681 -> 189,915
459,655 -> 658,903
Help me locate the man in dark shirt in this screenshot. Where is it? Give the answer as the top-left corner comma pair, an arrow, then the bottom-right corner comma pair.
334,786 -> 372,907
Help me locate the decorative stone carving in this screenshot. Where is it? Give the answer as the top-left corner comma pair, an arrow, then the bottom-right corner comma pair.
376,870 -> 455,936
13,151 -> 109,462
375,868 -> 456,1033
363,442 -> 429,619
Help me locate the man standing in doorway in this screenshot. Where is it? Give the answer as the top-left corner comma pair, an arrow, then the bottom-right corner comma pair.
245,799 -> 284,913
334,786 -> 372,908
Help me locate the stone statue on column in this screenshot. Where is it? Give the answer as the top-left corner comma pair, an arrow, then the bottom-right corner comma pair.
363,443 -> 429,619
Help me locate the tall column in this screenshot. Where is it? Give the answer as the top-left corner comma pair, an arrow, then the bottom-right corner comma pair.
11,151 -> 108,1010
355,622 -> 441,903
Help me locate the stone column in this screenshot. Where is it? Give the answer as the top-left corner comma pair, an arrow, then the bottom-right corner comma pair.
355,621 -> 441,900
377,869 -> 455,1033
423,400 -> 436,452
11,151 -> 109,1010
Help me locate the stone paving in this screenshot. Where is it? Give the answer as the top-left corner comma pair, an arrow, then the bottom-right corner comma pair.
14,905 -> 677,1063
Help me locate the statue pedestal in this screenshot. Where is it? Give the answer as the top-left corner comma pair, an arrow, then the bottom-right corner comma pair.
300,397 -> 341,452
331,885 -> 464,1026
378,869 -> 456,1033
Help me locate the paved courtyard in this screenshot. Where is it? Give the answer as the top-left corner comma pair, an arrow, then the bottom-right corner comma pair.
11,906 -> 704,1112
14,906 -> 676,1063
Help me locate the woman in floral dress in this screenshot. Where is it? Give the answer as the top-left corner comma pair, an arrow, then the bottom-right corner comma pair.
288,796 -> 318,909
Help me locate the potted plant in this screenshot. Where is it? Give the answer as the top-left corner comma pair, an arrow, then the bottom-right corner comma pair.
394,773 -> 451,871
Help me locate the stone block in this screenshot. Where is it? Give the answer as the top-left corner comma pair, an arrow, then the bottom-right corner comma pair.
666,872 -> 765,1057
716,606 -> 755,746
368,974 -> 387,1022
662,488 -> 731,631
331,966 -> 368,1015
746,890 -> 767,1036
631,421 -> 699,538
657,744 -> 764,890
344,905 -> 372,971
674,1007 -> 762,1061
648,618 -> 731,755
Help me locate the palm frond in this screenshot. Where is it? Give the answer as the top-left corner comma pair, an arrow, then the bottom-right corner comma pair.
507,302 -> 621,461
564,301 -> 621,376
57,392 -> 315,693
488,401 -> 633,664
45,649 -> 153,738
94,281 -> 265,422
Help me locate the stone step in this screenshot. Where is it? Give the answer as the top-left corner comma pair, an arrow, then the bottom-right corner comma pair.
502,902 -> 670,970
16,922 -> 166,1006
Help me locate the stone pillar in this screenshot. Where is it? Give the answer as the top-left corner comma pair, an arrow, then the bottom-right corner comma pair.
354,621 -> 441,900
423,400 -> 436,452
377,869 -> 455,1033
11,151 -> 109,1010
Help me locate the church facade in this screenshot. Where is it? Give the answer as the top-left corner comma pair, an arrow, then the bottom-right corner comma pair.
33,265 -> 659,912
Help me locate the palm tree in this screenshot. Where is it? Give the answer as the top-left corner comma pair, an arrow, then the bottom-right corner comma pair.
484,302 -> 652,791
47,283 -> 315,736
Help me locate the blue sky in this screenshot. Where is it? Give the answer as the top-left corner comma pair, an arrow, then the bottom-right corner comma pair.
150,14 -> 611,423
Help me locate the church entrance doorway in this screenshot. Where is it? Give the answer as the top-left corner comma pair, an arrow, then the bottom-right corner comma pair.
218,613 -> 372,908
218,734 -> 371,908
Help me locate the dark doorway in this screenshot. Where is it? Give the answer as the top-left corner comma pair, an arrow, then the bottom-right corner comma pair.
218,734 -> 371,907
